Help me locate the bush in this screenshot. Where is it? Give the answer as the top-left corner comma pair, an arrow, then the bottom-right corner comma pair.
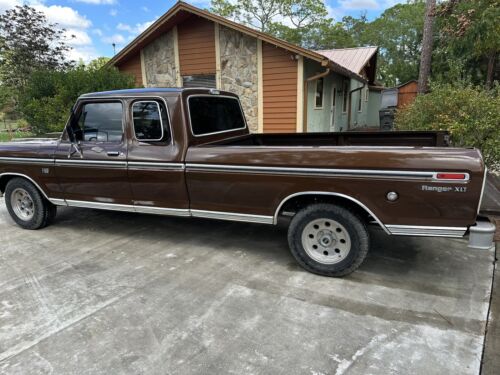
395,83 -> 500,171
18,66 -> 136,134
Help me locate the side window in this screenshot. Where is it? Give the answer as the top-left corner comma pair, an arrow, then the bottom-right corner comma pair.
76,102 -> 123,143
315,78 -> 324,108
132,101 -> 170,142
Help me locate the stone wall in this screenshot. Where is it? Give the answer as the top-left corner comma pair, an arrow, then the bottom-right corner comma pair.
219,26 -> 259,132
143,31 -> 177,87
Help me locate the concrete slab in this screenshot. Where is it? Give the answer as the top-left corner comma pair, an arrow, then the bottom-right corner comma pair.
482,243 -> 499,375
0,199 -> 495,375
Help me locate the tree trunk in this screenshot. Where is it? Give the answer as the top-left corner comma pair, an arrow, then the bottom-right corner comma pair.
418,0 -> 436,94
486,51 -> 496,90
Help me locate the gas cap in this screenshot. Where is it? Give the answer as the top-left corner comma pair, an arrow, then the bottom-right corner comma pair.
386,191 -> 399,202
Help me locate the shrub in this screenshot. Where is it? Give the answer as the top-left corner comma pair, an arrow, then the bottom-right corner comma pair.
18,66 -> 136,134
395,83 -> 500,171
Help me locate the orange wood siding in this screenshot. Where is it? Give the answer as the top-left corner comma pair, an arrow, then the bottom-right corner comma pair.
397,81 -> 418,108
262,42 -> 297,133
116,53 -> 142,87
177,17 -> 216,75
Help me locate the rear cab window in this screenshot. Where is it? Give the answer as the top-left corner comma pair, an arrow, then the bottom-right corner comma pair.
188,96 -> 246,136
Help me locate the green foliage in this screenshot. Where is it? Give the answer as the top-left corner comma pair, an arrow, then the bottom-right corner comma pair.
395,83 -> 500,170
0,5 -> 73,90
0,130 -> 33,143
18,66 -> 135,135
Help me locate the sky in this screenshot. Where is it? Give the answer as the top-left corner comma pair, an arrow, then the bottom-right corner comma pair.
0,0 -> 405,63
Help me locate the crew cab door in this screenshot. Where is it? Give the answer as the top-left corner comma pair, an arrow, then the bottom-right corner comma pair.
54,100 -> 132,205
126,98 -> 189,215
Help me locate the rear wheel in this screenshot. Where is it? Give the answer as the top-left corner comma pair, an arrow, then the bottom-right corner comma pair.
5,177 -> 55,230
287,203 -> 370,277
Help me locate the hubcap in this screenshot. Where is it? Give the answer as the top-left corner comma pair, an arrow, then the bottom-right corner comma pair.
301,218 -> 351,264
11,188 -> 35,221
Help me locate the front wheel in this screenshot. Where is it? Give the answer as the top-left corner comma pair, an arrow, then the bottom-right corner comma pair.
287,203 -> 370,277
5,177 -> 56,230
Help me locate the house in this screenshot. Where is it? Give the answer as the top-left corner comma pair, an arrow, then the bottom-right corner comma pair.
109,1 -> 382,133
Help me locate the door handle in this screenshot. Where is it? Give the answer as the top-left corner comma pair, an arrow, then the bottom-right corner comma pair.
107,151 -> 120,157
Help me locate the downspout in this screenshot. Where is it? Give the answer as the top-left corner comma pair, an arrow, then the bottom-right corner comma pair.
347,82 -> 365,130
303,68 -> 330,132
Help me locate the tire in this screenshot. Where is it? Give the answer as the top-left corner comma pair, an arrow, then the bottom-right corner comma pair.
287,203 -> 370,277
4,177 -> 55,230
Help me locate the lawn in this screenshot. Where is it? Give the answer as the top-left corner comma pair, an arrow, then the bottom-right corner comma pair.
0,131 -> 33,142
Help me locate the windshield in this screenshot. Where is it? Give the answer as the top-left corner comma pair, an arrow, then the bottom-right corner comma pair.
188,96 -> 246,136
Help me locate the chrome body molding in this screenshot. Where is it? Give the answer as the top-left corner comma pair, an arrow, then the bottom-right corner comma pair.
55,159 -> 127,168
273,191 -> 391,234
191,209 -> 274,224
186,163 -> 470,182
127,162 -> 185,171
135,205 -> 190,216
49,198 -> 67,206
385,224 -> 467,237
477,167 -> 488,215
65,200 -> 190,216
0,157 -> 54,165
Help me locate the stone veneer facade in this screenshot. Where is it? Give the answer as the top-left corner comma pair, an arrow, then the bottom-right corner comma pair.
143,31 -> 177,87
219,26 -> 259,132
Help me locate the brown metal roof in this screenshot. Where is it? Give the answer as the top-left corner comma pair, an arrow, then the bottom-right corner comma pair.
107,1 -> 367,83
316,47 -> 378,75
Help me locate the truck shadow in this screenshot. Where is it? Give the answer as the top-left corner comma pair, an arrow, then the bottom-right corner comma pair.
40,206 -> 487,300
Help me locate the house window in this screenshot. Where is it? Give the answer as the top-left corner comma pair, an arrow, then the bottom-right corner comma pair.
365,87 -> 369,102
182,74 -> 216,88
358,91 -> 362,112
332,87 -> 336,106
342,80 -> 349,113
315,78 -> 324,108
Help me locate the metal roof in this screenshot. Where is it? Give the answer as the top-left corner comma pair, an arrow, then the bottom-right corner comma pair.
316,47 -> 378,75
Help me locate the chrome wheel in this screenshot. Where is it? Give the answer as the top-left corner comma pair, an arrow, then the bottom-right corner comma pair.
301,218 -> 351,264
10,188 -> 35,221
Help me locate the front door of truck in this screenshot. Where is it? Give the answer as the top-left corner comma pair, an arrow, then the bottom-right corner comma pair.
126,98 -> 190,215
54,100 -> 132,206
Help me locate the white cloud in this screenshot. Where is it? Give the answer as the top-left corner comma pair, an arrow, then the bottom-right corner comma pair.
0,0 -> 20,12
74,0 -> 116,4
116,19 -> 156,35
109,8 -> 117,16
339,0 -> 379,10
92,28 -> 103,36
64,29 -> 92,46
141,6 -> 149,12
33,4 -> 92,29
101,33 -> 125,44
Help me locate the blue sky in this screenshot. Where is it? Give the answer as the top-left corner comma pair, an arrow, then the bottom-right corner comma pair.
0,0 -> 403,62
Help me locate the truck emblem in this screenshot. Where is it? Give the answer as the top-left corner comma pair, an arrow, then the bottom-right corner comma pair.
421,185 -> 467,193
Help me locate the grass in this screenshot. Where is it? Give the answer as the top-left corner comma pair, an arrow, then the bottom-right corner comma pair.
0,131 -> 34,142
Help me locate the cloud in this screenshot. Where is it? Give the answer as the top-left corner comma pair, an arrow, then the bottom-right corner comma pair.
109,8 -> 117,16
101,33 -> 125,44
92,28 -> 103,36
339,0 -> 379,10
64,29 -> 92,46
74,0 -> 116,4
117,19 -> 156,35
33,4 -> 92,29
0,0 -> 19,12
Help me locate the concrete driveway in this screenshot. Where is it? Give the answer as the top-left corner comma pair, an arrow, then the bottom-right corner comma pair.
0,199 -> 495,375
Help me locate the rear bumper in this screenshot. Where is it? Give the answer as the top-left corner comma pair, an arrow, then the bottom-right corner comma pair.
468,220 -> 496,250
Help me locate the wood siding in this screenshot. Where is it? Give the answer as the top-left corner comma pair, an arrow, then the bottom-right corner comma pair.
177,16 -> 216,75
398,81 -> 418,108
262,43 -> 297,133
116,53 -> 143,87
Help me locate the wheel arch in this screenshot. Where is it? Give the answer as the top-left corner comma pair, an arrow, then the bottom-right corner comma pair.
274,191 -> 390,234
0,173 -> 51,201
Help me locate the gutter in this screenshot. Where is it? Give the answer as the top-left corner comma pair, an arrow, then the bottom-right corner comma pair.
303,68 -> 330,132
347,82 -> 365,130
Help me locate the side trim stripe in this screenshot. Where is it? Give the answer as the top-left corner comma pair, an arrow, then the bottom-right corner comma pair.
186,163 -> 470,182
386,224 -> 467,237
191,209 -> 273,224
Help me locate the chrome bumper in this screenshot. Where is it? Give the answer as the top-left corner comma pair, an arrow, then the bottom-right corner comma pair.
468,220 -> 496,250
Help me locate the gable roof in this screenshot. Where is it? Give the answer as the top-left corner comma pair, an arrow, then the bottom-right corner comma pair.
316,47 -> 378,82
108,1 -> 367,82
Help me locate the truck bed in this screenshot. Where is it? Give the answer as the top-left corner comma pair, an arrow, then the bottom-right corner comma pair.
211,131 -> 450,147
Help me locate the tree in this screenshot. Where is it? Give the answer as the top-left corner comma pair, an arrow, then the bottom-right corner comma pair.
87,57 -> 111,71
211,0 -> 282,32
18,66 -> 135,135
418,0 -> 436,93
436,0 -> 499,88
0,5 -> 73,91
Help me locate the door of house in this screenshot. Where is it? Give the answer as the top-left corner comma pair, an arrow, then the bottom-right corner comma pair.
330,86 -> 337,131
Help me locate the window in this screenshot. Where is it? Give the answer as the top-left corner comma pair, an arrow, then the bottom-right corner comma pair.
332,87 -> 337,107
342,80 -> 349,113
132,101 -> 169,142
357,91 -> 362,112
189,96 -> 246,136
73,102 -> 123,143
182,75 -> 216,88
365,87 -> 369,102
315,78 -> 324,108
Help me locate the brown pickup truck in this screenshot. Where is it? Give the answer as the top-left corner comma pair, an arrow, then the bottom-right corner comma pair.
0,88 -> 493,276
